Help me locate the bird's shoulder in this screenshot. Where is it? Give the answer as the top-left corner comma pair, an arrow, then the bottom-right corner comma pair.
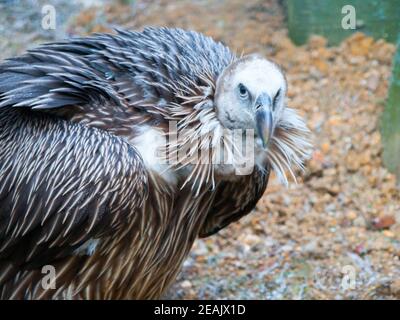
0,27 -> 235,138
0,27 -> 234,109
0,107 -> 148,266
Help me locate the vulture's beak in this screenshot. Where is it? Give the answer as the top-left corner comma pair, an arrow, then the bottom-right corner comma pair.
255,93 -> 274,149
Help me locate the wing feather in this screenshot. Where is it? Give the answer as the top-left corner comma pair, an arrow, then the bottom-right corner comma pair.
0,108 -> 148,277
200,167 -> 270,237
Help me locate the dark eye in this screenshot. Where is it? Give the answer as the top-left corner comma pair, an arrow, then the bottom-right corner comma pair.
238,83 -> 248,99
273,89 -> 281,110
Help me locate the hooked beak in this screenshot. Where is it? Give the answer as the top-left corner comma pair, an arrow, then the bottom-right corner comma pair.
255,93 -> 274,149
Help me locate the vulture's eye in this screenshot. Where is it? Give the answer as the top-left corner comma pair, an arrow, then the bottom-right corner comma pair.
273,89 -> 281,110
238,83 -> 249,100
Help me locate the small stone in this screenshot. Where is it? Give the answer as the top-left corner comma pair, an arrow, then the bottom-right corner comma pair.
303,240 -> 318,253
239,234 -> 261,246
372,215 -> 396,230
383,230 -> 395,238
354,243 -> 366,256
281,244 -> 293,252
321,142 -> 330,153
237,243 -> 251,254
353,216 -> 367,228
308,35 -> 327,49
366,74 -> 379,91
181,280 -> 192,289
390,279 -> 400,297
347,211 -> 358,221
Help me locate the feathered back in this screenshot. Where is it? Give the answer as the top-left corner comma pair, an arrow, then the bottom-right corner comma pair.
0,27 -> 241,192
0,27 -> 235,115
0,27 -> 311,191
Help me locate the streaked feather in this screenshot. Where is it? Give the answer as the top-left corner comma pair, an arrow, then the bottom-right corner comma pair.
0,27 -> 311,299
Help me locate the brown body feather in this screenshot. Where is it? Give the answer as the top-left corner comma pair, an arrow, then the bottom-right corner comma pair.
0,108 -> 269,299
0,28 -> 274,299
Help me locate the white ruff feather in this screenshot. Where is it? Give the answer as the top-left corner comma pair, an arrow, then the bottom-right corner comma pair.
160,72 -> 312,195
268,107 -> 313,186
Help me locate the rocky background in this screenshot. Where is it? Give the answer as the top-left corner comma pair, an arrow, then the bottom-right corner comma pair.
1,0 -> 399,299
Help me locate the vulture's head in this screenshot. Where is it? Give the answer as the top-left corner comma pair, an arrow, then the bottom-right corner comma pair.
168,54 -> 312,191
215,54 -> 286,150
210,54 -> 311,184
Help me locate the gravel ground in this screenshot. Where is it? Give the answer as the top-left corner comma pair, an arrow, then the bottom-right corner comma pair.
1,0 -> 399,300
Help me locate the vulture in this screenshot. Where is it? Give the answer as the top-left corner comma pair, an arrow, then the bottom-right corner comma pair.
0,27 -> 312,299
